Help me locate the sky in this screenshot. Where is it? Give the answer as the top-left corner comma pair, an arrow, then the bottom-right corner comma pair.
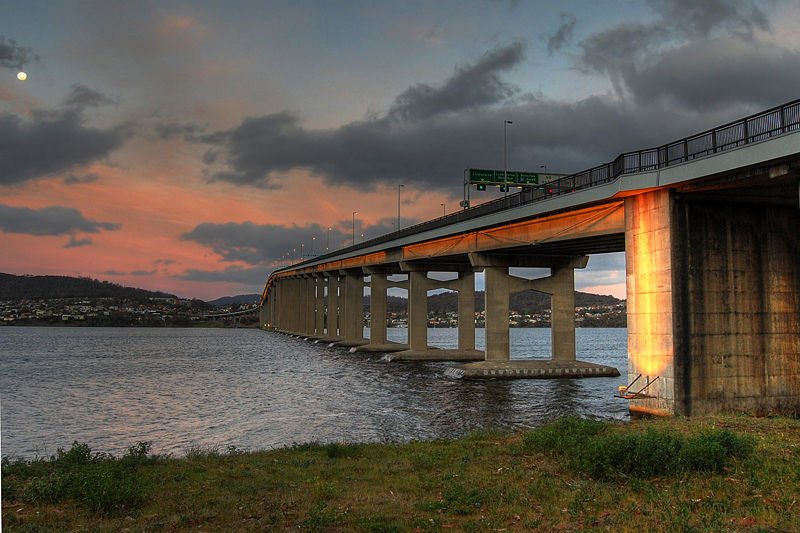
2,0 -> 799,300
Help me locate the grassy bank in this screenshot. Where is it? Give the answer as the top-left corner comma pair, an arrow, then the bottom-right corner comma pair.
3,416 -> 799,532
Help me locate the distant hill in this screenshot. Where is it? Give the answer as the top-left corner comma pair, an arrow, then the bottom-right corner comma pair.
0,273 -> 177,301
206,294 -> 260,307
368,290 -> 621,314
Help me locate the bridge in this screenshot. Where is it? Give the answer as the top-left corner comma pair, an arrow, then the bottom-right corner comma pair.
259,99 -> 800,417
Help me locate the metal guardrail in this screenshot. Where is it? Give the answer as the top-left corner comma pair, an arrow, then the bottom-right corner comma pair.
280,97 -> 800,271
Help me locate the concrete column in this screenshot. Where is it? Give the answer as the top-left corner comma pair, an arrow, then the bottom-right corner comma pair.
259,298 -> 267,328
314,275 -> 325,335
484,266 -> 510,361
407,271 -> 428,351
457,271 -> 476,350
327,274 -> 340,338
369,273 -> 388,344
275,280 -> 283,330
291,277 -> 303,333
341,270 -> 364,341
551,266 -> 577,361
625,189 -> 676,415
303,276 -> 316,335
280,278 -> 297,332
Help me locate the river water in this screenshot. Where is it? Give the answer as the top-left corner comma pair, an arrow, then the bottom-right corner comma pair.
0,327 -> 629,459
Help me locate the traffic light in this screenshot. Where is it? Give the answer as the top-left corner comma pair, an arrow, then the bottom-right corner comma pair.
477,184 -> 486,191
499,185 -> 508,192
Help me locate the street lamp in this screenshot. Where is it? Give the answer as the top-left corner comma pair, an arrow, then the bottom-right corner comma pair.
504,120 -> 513,197
326,227 -> 332,251
397,184 -> 404,231
352,211 -> 358,246
441,203 -> 446,217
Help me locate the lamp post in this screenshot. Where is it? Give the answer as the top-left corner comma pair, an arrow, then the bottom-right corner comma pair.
326,227 -> 332,251
352,211 -> 358,246
441,203 -> 446,217
397,184 -> 404,231
504,119 -> 513,197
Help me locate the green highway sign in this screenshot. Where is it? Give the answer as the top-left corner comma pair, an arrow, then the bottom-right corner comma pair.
468,168 -> 539,186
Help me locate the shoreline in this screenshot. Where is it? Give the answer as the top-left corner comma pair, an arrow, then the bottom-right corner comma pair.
3,415 -> 798,531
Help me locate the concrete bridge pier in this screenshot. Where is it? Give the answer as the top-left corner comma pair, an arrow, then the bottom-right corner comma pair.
448,253 -> 620,379
625,187 -> 800,416
313,274 -> 325,337
353,268 -> 409,353
321,273 -> 342,342
388,263 -> 484,362
302,275 -> 316,337
331,269 -> 368,348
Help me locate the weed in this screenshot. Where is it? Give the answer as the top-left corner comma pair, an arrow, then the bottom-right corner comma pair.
523,419 -> 754,480
324,442 -> 361,459
301,502 -> 337,531
522,416 -> 607,456
358,515 -> 403,533
74,462 -> 143,514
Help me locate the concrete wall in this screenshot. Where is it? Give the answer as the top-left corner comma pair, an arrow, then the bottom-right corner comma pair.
673,199 -> 800,416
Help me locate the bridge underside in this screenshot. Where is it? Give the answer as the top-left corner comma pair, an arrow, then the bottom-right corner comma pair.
626,161 -> 800,416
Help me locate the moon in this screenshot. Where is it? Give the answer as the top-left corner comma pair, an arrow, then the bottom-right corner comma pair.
17,71 -> 27,81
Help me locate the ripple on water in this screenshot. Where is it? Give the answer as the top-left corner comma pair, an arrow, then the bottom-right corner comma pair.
1,326 -> 629,457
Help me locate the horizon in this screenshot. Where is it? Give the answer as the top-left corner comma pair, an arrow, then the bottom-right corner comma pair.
3,1 -> 797,299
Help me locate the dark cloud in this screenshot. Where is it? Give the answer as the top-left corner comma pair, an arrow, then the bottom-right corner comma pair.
177,265 -> 269,285
0,35 -> 38,70
388,42 -> 525,121
576,0 -> 788,109
547,13 -> 577,53
0,204 -> 121,236
155,121 -> 226,144
0,97 -> 128,186
180,216 -> 413,267
63,85 -> 115,111
646,0 -> 769,39
64,236 -> 93,248
626,39 -> 800,109
181,221 -> 349,264
64,173 -> 100,185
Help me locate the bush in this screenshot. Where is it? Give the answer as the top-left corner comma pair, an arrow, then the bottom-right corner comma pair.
679,429 -> 754,472
3,441 -> 149,515
74,462 -> 143,514
582,428 -> 683,479
324,442 -> 361,459
522,416 -> 608,457
522,418 -> 754,480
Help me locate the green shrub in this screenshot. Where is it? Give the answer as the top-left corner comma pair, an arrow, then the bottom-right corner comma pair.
581,428 -> 683,479
73,462 -> 143,514
679,429 -> 754,472
4,441 -> 148,515
324,442 -> 361,459
523,418 -> 754,480
522,416 -> 608,456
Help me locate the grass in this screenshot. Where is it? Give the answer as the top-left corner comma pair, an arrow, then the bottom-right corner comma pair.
2,416 -> 799,532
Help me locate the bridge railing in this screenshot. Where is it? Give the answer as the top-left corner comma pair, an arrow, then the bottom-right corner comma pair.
280,98 -> 800,272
